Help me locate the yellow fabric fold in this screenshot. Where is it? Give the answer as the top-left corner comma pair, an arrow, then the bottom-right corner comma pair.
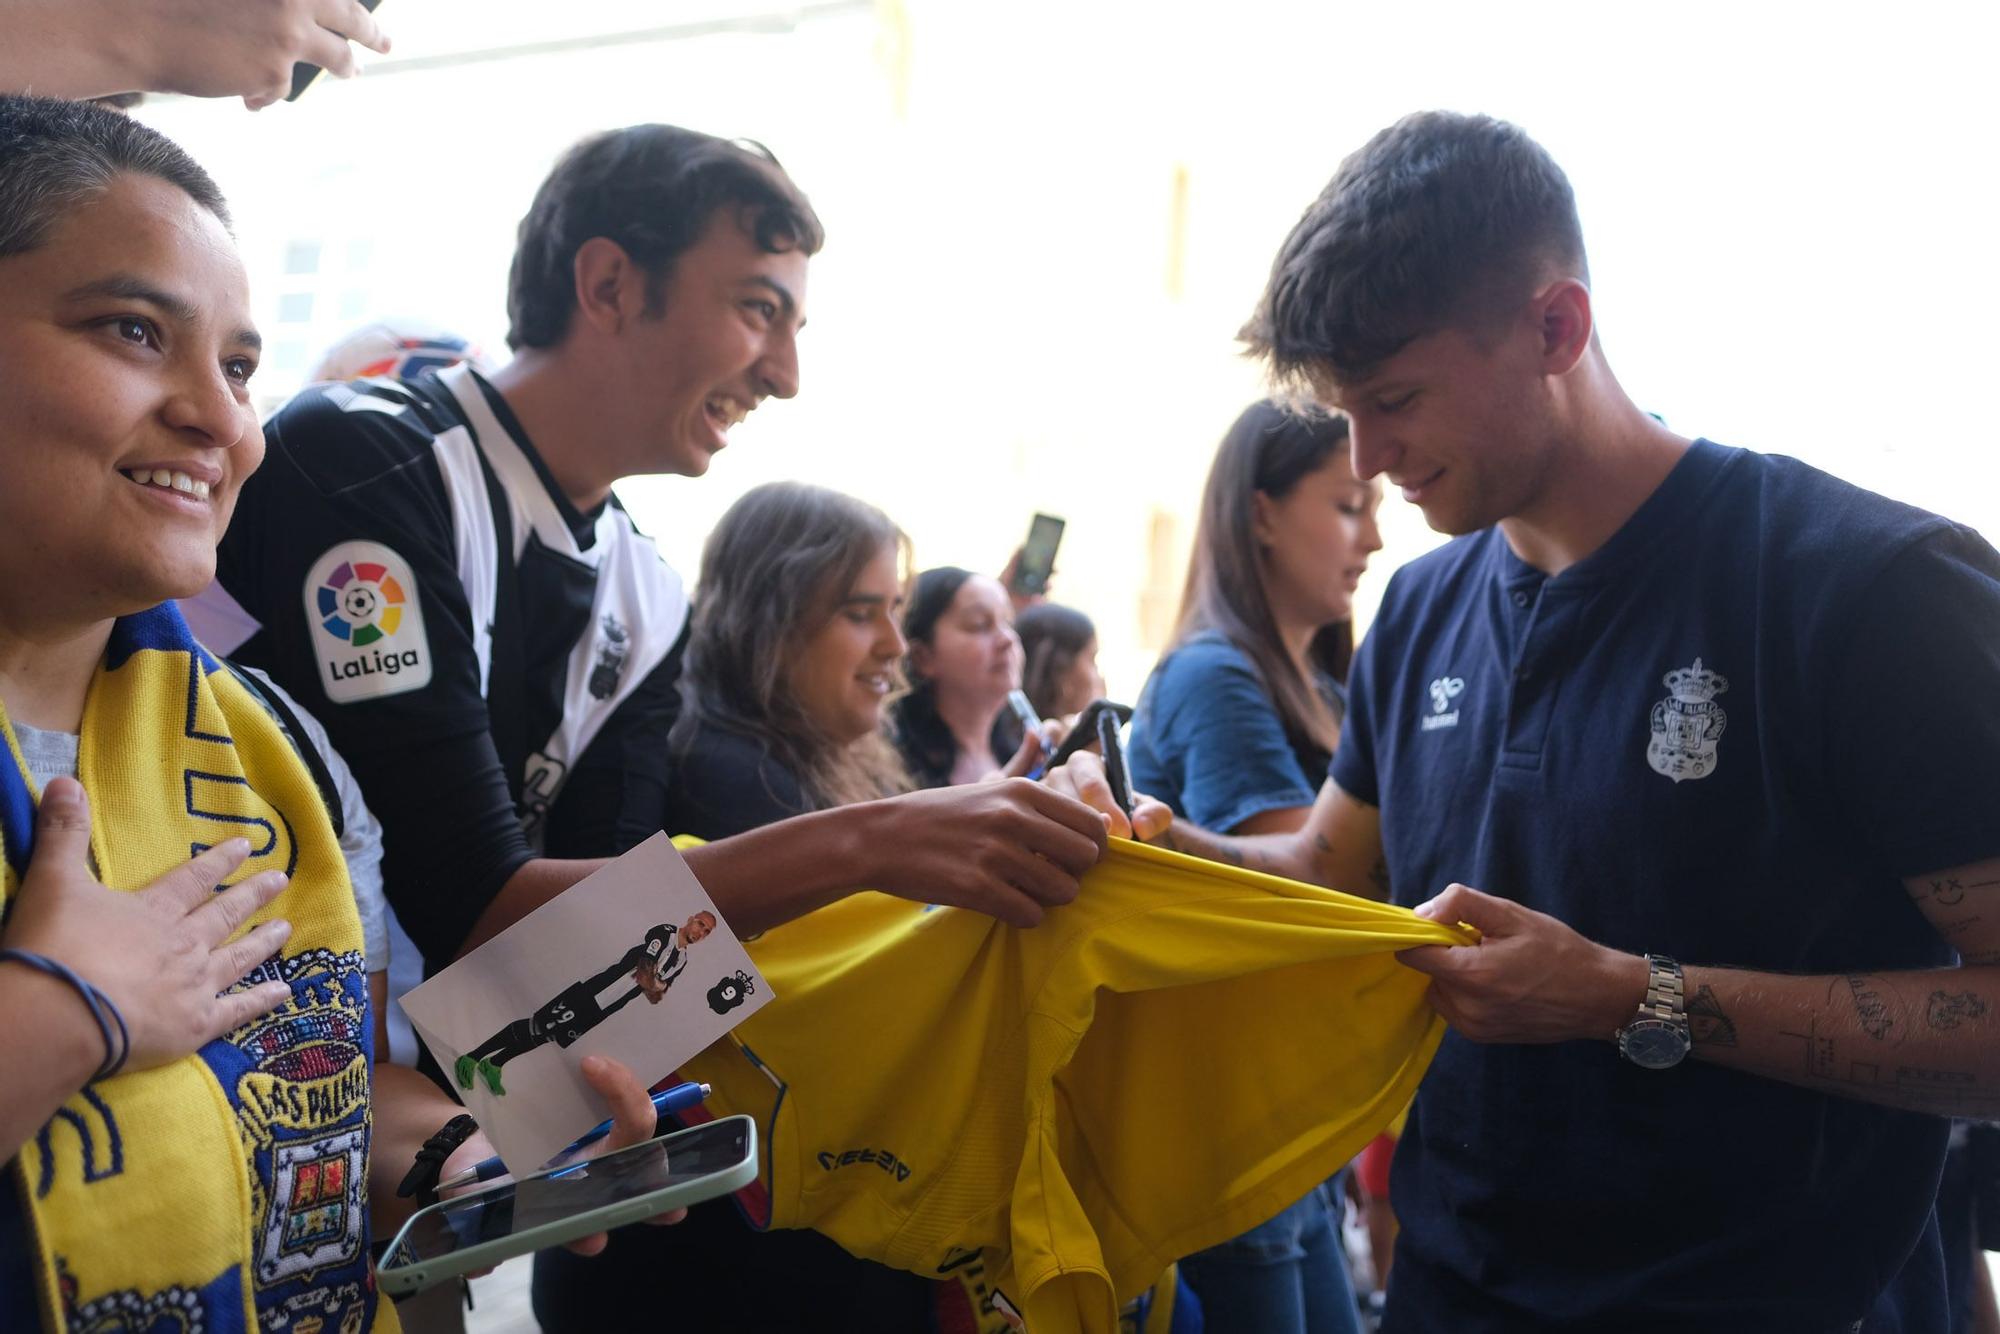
679,834 -> 1471,1334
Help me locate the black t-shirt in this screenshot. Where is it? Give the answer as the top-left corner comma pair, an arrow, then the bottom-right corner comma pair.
1336,441 -> 1995,1331
663,722 -> 814,840
211,368 -> 689,963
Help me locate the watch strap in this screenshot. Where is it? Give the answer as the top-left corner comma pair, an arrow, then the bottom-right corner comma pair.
1636,953 -> 1686,1029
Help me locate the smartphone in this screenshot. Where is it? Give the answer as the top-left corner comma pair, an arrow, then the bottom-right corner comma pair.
376,1114 -> 757,1295
286,0 -> 385,101
1010,513 -> 1066,597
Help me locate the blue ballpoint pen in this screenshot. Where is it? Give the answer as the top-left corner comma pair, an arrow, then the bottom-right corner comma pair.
435,1080 -> 711,1192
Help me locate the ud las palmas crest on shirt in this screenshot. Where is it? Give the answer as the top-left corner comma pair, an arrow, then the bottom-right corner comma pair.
1648,658 -> 1729,782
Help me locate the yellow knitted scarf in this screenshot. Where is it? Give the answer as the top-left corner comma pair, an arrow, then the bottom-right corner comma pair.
0,604 -> 392,1334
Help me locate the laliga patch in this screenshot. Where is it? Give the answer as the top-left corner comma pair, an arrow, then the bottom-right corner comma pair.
303,541 -> 433,703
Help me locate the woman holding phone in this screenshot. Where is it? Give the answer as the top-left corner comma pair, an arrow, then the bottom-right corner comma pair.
1127,399 -> 1382,1334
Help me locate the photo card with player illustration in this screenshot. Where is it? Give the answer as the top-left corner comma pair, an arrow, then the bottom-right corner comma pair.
400,833 -> 772,1173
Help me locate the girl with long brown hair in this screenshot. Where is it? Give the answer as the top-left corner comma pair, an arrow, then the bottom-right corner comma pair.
664,480 -> 916,834
1127,398 -> 1382,1333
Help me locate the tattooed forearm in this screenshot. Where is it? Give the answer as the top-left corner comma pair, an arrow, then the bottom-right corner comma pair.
1777,1017 -> 2000,1113
1691,963 -> 2000,1119
1154,823 -> 1262,874
1686,984 -> 1738,1047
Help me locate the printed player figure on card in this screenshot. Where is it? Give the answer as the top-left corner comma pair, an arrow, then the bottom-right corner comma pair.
401,835 -> 771,1175
453,912 -> 717,1096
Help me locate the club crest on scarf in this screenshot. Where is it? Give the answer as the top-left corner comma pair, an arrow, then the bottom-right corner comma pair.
225,948 -> 373,1296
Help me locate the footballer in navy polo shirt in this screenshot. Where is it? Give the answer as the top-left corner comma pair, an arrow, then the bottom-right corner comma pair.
1053,112 -> 2000,1332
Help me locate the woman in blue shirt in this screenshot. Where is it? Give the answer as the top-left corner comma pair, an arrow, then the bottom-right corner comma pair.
1129,399 -> 1382,1333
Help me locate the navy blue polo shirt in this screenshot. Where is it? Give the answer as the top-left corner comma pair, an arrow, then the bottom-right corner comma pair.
1335,440 -> 2000,1332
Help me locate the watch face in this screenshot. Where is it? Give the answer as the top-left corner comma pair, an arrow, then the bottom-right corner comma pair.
1621,1020 -> 1690,1069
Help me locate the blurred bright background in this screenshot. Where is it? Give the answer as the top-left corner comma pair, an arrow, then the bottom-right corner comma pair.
139,0 -> 2000,703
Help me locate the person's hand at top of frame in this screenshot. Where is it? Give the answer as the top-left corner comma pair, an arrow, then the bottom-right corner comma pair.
0,777 -> 295,1075
1,0 -> 392,107
1041,749 -> 1173,844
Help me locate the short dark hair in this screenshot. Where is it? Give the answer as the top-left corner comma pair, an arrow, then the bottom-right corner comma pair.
506,124 -> 824,350
1242,111 -> 1585,386
0,94 -> 229,259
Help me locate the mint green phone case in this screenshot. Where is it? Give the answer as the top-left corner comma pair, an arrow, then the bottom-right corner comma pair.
376,1114 -> 758,1295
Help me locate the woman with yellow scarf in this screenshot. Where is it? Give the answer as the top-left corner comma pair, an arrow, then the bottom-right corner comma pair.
0,94 -> 668,1334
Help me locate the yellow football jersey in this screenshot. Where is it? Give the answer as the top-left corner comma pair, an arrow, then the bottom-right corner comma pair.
681,836 -> 1473,1334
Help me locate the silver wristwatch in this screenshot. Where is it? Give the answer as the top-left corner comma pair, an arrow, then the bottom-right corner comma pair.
1615,953 -> 1690,1069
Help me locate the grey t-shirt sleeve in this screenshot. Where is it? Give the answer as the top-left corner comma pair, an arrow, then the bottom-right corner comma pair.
12,721 -> 80,791
241,667 -> 391,974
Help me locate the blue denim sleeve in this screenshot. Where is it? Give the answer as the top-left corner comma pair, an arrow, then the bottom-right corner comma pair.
1126,637 -> 1319,834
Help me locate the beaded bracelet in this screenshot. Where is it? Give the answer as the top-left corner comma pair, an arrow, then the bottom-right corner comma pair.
0,947 -> 129,1081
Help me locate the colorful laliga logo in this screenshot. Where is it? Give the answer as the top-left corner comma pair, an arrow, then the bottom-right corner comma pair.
303,541 -> 433,704
316,560 -> 406,647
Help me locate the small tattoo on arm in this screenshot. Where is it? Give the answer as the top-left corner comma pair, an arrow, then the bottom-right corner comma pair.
1844,974 -> 1898,1041
1781,1020 -> 1840,1079
1916,875 -> 1999,908
1368,857 -> 1391,899
1686,984 -> 1738,1047
1926,990 -> 1989,1030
